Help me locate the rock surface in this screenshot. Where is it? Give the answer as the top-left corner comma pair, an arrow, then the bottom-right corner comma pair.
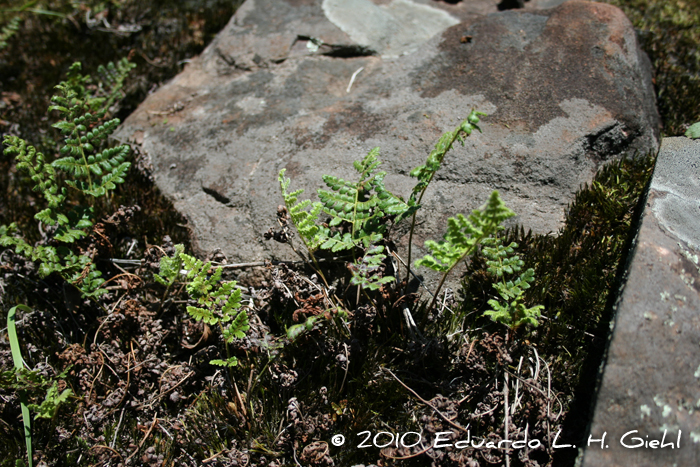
581,137 -> 700,466
116,0 -> 659,275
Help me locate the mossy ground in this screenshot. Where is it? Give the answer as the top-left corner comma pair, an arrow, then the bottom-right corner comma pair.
604,0 -> 700,136
0,0 -> 697,466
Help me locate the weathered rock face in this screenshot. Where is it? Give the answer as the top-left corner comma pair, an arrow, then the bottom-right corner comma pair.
581,137 -> 700,467
116,0 -> 659,270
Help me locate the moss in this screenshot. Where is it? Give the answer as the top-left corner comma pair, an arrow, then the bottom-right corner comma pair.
605,0 -> 700,136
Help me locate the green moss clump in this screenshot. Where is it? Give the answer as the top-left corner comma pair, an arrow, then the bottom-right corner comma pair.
606,0 -> 700,136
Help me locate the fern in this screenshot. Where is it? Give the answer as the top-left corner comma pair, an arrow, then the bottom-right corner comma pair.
418,191 -> 514,272
0,59 -> 135,298
279,169 -> 325,252
276,113 -> 491,298
180,252 -> 249,367
279,148 -> 410,290
8,137 -> 66,217
409,111 -> 486,204
317,149 -> 409,288
0,15 -> 21,50
482,239 -> 543,330
318,148 -> 410,251
417,190 -> 515,313
154,244 -> 185,287
26,382 -> 73,420
403,110 -> 486,285
349,245 -> 395,291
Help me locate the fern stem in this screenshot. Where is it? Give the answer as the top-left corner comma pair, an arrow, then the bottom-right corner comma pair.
421,232 -> 488,329
308,251 -> 331,291
404,125 -> 469,292
219,322 -> 236,387
156,283 -> 172,316
422,261 -> 459,328
78,143 -> 94,196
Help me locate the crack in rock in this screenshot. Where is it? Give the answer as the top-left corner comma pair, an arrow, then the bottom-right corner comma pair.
202,186 -> 231,206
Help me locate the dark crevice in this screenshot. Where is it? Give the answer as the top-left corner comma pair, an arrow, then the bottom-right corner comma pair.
585,122 -> 638,162
202,186 -> 231,205
498,0 -> 528,10
294,35 -> 377,58
215,48 -> 254,71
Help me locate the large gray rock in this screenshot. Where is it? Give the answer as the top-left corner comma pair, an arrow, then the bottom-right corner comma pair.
116,0 -> 659,275
581,137 -> 700,466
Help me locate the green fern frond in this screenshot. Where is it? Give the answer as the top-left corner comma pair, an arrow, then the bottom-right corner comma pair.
279,169 -> 325,252
186,305 -> 218,325
404,111 -> 487,292
482,237 -> 543,330
73,268 -> 107,298
482,240 -> 522,277
3,136 -> 66,210
0,15 -> 21,50
180,253 -> 219,305
210,357 -> 239,368
53,206 -> 93,243
375,181 -> 416,221
349,245 -> 395,291
279,147 -> 412,289
0,224 -> 34,257
154,244 -> 185,286
317,148 -> 408,250
26,382 -> 72,420
416,190 -> 515,315
179,251 -> 249,366
409,110 -> 486,203
49,61 -> 133,198
49,59 -> 135,122
417,191 -> 515,274
222,304 -> 249,342
0,60 -> 135,302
